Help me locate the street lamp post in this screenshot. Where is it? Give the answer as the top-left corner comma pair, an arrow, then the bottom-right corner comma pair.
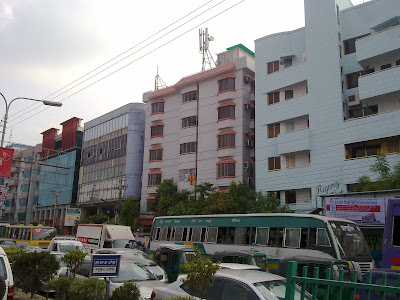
0,92 -> 62,147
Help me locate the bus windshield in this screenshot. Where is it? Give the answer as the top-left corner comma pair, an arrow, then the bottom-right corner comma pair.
32,228 -> 56,241
329,221 -> 371,259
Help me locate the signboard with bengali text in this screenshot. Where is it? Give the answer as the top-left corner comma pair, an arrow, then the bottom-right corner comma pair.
90,254 -> 121,278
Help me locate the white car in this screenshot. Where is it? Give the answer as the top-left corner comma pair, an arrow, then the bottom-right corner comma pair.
219,262 -> 263,271
48,240 -> 88,255
151,269 -> 312,300
0,246 -> 14,300
95,248 -> 168,282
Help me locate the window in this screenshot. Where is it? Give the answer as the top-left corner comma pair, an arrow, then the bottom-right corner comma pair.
218,105 -> 235,120
285,90 -> 293,100
150,125 -> 164,138
149,149 -> 163,161
283,58 -> 292,68
348,105 -> 378,119
182,116 -> 198,128
179,168 -> 196,181
268,157 -> 281,171
285,190 -> 296,204
348,95 -> 356,103
267,123 -> 280,138
286,155 -> 295,169
151,101 -> 164,114
182,90 -> 198,103
148,173 -> 162,186
387,142 -> 400,154
392,216 -> 400,246
218,133 -> 235,149
256,228 -> 269,246
267,60 -> 279,74
180,142 -> 197,154
397,59 -> 400,66
344,38 -> 356,54
218,77 -> 235,92
317,228 -> 331,246
381,63 -> 392,70
217,162 -> 235,177
207,227 -> 218,243
346,142 -> 381,159
346,68 -> 374,89
268,92 -> 280,105
285,228 -> 301,248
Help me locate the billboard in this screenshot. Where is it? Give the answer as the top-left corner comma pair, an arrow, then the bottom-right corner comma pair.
325,197 -> 386,224
64,208 -> 81,226
0,148 -> 14,177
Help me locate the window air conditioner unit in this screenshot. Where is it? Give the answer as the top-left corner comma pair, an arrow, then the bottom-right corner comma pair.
279,59 -> 285,65
244,103 -> 251,110
348,94 -> 360,106
244,139 -> 254,147
244,76 -> 252,84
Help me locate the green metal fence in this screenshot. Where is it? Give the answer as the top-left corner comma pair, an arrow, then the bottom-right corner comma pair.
284,261 -> 400,300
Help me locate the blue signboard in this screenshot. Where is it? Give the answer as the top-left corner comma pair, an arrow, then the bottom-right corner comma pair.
90,254 -> 121,278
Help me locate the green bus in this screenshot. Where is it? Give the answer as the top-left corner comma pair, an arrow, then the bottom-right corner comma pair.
148,213 -> 374,280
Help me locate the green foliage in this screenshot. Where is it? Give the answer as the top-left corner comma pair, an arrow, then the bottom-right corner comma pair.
120,196 -> 140,232
352,153 -> 400,192
44,277 -> 72,300
110,282 -> 141,300
12,251 -> 59,298
151,179 -> 287,216
60,248 -> 87,279
3,245 -> 25,265
77,213 -> 110,224
68,278 -> 105,300
181,248 -> 219,298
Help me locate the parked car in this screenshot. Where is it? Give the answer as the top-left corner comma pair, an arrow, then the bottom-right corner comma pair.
153,244 -> 196,282
49,252 -> 69,278
0,246 -> 14,300
150,268 -> 312,300
77,259 -> 166,300
211,250 -> 268,271
358,268 -> 400,300
95,248 -> 168,282
48,240 -> 88,255
219,262 -> 263,271
0,239 -> 16,248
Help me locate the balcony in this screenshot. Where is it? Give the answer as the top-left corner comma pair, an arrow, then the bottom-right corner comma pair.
359,66 -> 400,100
356,25 -> 400,68
277,128 -> 310,155
263,61 -> 308,93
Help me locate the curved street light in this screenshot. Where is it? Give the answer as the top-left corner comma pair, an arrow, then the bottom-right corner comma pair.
0,92 -> 62,147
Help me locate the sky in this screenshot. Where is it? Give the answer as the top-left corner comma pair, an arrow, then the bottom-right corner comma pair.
0,0 -> 366,146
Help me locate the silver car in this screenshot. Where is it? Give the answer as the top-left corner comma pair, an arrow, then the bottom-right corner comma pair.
151,269 -> 312,300
95,248 -> 168,282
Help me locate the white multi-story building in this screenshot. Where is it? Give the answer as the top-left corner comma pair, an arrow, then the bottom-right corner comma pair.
255,0 -> 400,211
141,45 -> 255,223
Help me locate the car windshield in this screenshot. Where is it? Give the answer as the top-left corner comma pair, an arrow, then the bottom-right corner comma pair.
58,244 -> 87,254
32,228 -> 56,241
121,252 -> 157,266
254,280 -> 311,300
110,262 -> 157,283
329,221 -> 371,259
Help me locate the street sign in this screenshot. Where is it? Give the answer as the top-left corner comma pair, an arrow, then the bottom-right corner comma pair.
64,208 -> 81,226
90,254 -> 121,278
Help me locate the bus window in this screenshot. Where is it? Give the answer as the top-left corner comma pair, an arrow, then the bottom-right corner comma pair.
166,227 -> 172,241
18,228 -> 25,240
200,228 -> 207,242
161,227 -> 168,241
217,227 -> 227,244
284,228 -> 301,248
256,228 -> 269,246
268,228 -> 279,246
246,227 -> 256,245
227,228 -> 235,244
182,228 -> 188,241
234,227 -> 247,245
392,216 -> 400,246
192,227 -> 201,242
207,227 -> 218,243
171,227 -> 176,241
5,228 -> 11,238
300,229 -> 309,248
175,227 -> 183,241
11,228 -> 17,239
154,227 -> 161,241
317,228 -> 331,246
188,227 -> 193,241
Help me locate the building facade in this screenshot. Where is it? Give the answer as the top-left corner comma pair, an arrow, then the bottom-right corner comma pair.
1,143 -> 41,223
255,0 -> 400,211
35,117 -> 83,230
141,45 -> 255,224
77,103 -> 145,220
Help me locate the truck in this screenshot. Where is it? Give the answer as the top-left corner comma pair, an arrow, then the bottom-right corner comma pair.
76,224 -> 135,251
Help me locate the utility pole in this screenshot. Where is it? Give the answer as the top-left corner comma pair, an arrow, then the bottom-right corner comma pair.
113,173 -> 126,223
52,184 -> 59,227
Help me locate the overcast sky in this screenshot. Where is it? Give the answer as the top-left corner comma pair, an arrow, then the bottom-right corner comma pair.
0,0 -> 366,146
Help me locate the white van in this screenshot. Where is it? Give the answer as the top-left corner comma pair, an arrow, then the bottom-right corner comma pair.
0,246 -> 14,300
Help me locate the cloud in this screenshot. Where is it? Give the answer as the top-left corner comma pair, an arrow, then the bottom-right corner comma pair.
0,1 -> 14,30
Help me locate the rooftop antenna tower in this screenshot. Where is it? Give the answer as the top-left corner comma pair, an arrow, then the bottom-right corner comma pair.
199,28 -> 216,71
154,66 -> 167,90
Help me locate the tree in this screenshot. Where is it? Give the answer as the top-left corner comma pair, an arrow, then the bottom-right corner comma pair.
68,278 -> 105,300
120,196 -> 140,232
352,153 -> 400,192
12,251 -> 59,298
60,248 -> 87,279
181,247 -> 219,298
78,213 -> 109,224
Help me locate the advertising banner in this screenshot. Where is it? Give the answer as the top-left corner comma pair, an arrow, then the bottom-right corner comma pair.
0,185 -> 8,208
325,197 -> 386,224
0,148 -> 14,177
64,208 -> 81,226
